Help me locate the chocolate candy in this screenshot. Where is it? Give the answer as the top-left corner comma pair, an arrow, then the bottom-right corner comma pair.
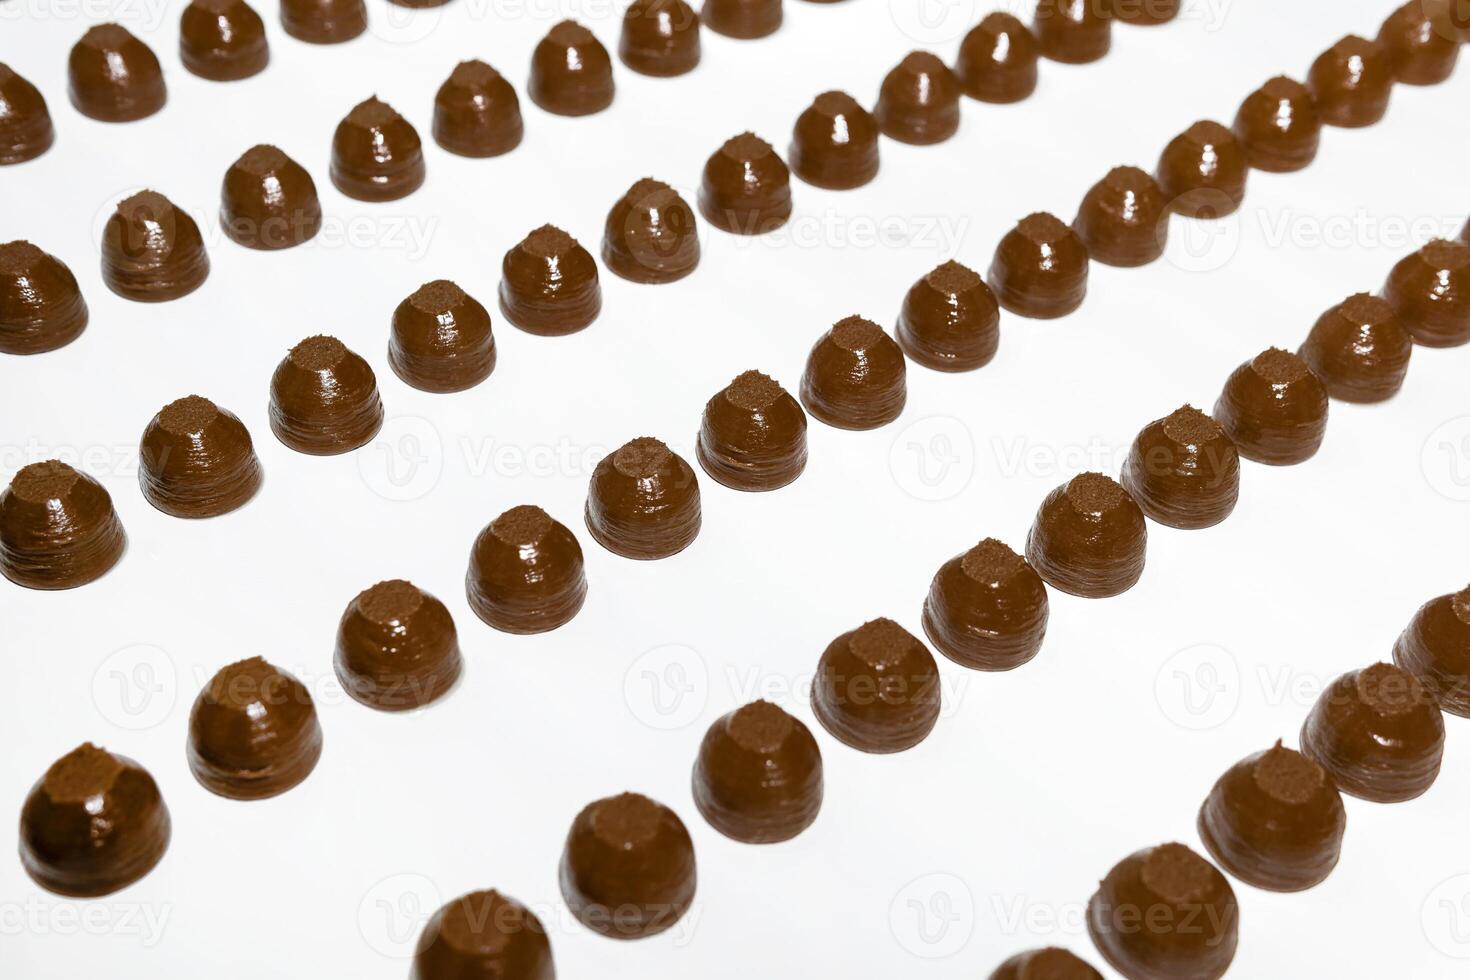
432,60 -> 523,158
1395,587 -> 1470,717
389,280 -> 497,392
1377,1 -> 1460,85
1300,662 -> 1444,802
19,744 -> 170,897
139,395 -> 263,518
876,52 -> 960,145
1232,77 -> 1321,173
1155,120 -> 1249,219
812,618 -> 940,753
1026,472 -> 1146,598
0,241 -> 88,354
697,370 -> 807,491
789,91 -> 879,190
988,212 -> 1089,319
559,793 -> 696,939
1033,0 -> 1111,65
499,225 -> 602,335
585,437 -> 701,559
800,316 -> 906,429
1087,843 -> 1237,980
1383,239 -> 1470,347
1120,405 -> 1240,530
279,0 -> 366,44
0,64 -> 54,164
331,98 -> 424,202
698,132 -> 792,235
268,335 -> 384,455
602,178 -> 701,284
702,0 -> 781,39
530,21 -> 614,116
1197,742 -> 1346,891
922,538 -> 1049,671
620,0 -> 700,76
1107,0 -> 1178,25
68,24 -> 166,122
954,13 -> 1039,104
1307,35 -> 1393,127
0,461 -> 125,590
188,657 -> 322,798
412,891 -> 554,980
989,948 -> 1102,980
1298,293 -> 1412,402
101,191 -> 210,302
220,144 -> 323,250
335,580 -> 463,711
180,0 -> 269,81
693,700 -> 822,843
896,260 -> 999,372
1073,166 -> 1168,268
1213,348 -> 1328,465
467,505 -> 588,633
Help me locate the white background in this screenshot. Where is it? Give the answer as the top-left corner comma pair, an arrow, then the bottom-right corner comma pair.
3,0 -> 1470,976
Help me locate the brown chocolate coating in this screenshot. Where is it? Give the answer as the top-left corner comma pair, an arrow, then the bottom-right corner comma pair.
1298,293 -> 1412,402
1383,239 -> 1470,347
530,21 -> 614,116
1155,120 -> 1249,219
1087,843 -> 1238,980
188,657 -> 322,798
68,24 -> 166,122
331,98 -> 424,202
279,0 -> 366,44
1106,0 -> 1178,25
923,538 -> 1049,671
499,225 -> 602,335
139,395 -> 263,518
811,618 -> 940,753
702,0 -> 781,39
1377,1 -> 1460,85
697,370 -> 807,490
1073,166 -> 1168,268
335,580 -> 463,711
389,280 -> 497,393
1213,348 -> 1328,465
411,891 -> 554,980
896,260 -> 999,372
0,461 -> 125,590
180,0 -> 269,81
989,212 -> 1089,319
1121,405 -> 1240,530
876,52 -> 960,145
467,504 -> 588,633
698,132 -> 792,235
800,316 -> 906,429
220,144 -> 322,250
586,437 -> 701,559
1307,35 -> 1393,128
1232,76 -> 1321,173
693,701 -> 822,843
1033,0 -> 1111,65
989,948 -> 1103,980
620,0 -> 700,77
1026,472 -> 1146,598
101,190 -> 210,302
954,13 -> 1039,104
559,792 -> 696,939
268,335 -> 384,455
1395,587 -> 1470,718
0,64 -> 54,164
602,178 -> 701,284
1300,662 -> 1444,802
789,91 -> 879,190
19,744 -> 170,897
1197,742 -> 1345,892
432,60 -> 523,158
0,241 -> 88,354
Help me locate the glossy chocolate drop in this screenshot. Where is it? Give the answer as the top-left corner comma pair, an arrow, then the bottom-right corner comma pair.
989,948 -> 1103,980
586,437 -> 701,559
499,224 -> 602,335
180,0 -> 269,81
335,580 -> 463,711
989,212 -> 1089,318
68,24 -> 166,122
702,0 -> 781,39
1395,587 -> 1470,718
602,178 -> 701,284
1377,1 -> 1460,85
432,60 -> 523,158
138,395 -> 263,518
789,91 -> 879,189
188,657 -> 322,798
620,0 -> 701,76
812,618 -> 940,753
331,97 -> 425,202
101,191 -> 210,302
268,335 -> 384,455
0,460 -> 125,590
1213,348 -> 1328,465
1383,239 -> 1470,347
19,744 -> 170,897
467,504 -> 588,633
800,316 -> 906,429
1107,0 -> 1177,25
279,0 -> 367,44
559,792 -> 696,939
875,51 -> 960,145
1033,0 -> 1111,65
1307,35 -> 1393,127
1155,120 -> 1249,219
693,700 -> 823,843
1026,472 -> 1146,598
1121,405 -> 1240,530
220,144 -> 322,250
0,241 -> 88,354
1298,293 -> 1412,402
1232,76 -> 1321,173
954,13 -> 1039,103
411,891 -> 554,980
529,21 -> 614,116
0,64 -> 55,164
389,280 -> 496,393
896,260 -> 1000,372
698,132 -> 792,235
697,370 -> 808,490
1073,166 -> 1168,267
922,538 -> 1049,671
